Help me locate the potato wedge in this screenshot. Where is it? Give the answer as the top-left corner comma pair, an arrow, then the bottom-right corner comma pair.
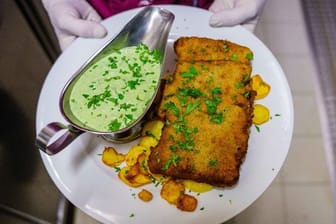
160,180 -> 185,205
102,147 -> 125,167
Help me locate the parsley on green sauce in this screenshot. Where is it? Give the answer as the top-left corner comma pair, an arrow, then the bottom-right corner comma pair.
69,43 -> 161,132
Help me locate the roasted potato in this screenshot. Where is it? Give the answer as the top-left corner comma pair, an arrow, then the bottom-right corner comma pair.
118,164 -> 151,187
131,172 -> 152,186
253,104 -> 270,125
137,153 -> 149,175
141,120 -> 164,139
139,120 -> 164,149
102,147 -> 125,167
125,145 -> 149,167
139,136 -> 159,149
160,180 -> 185,205
138,189 -> 153,202
252,74 -> 271,100
176,194 -> 198,212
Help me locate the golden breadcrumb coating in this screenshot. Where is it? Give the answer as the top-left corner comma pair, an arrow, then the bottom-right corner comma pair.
148,37 -> 255,187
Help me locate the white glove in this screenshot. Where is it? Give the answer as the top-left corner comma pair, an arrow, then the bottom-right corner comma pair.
209,0 -> 267,32
42,0 -> 107,50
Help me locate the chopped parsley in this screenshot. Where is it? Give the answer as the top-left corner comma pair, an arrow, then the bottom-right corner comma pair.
185,100 -> 201,115
179,87 -> 203,98
69,42 -> 161,132
208,159 -> 218,166
254,124 -> 261,132
163,102 -> 180,116
245,52 -> 254,60
108,119 -> 122,131
243,91 -> 251,99
182,65 -> 198,79
231,54 -> 238,61
223,44 -> 229,52
235,74 -> 250,89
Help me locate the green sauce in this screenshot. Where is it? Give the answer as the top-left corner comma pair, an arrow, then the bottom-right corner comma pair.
69,43 -> 161,132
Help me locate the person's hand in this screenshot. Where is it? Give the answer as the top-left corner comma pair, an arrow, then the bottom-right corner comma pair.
209,0 -> 267,32
42,0 -> 107,50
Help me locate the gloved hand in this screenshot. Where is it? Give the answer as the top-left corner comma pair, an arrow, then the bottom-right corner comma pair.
42,0 -> 107,50
209,0 -> 267,32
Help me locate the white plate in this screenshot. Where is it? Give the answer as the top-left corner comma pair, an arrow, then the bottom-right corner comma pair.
36,5 -> 294,224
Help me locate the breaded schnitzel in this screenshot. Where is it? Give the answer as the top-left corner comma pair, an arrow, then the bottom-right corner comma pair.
174,36 -> 253,64
148,37 -> 255,187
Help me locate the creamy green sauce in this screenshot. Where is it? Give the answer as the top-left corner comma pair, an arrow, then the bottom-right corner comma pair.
69,43 -> 161,132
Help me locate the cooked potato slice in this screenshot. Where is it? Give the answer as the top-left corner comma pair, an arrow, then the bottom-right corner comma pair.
139,136 -> 159,149
125,145 -> 149,166
102,147 -> 125,167
126,163 -> 140,178
138,189 -> 153,202
176,194 -> 198,212
160,180 -> 185,205
118,166 -> 136,187
252,74 -> 271,100
183,180 -> 213,193
253,104 -> 270,125
132,173 -> 152,186
137,153 -> 149,175
118,165 -> 151,187
141,120 -> 164,139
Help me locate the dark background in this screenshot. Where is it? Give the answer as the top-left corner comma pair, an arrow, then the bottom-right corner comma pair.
0,1 -> 67,223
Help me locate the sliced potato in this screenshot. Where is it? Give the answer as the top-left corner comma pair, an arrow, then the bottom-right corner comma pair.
183,180 -> 213,193
138,189 -> 153,202
118,165 -> 151,187
252,74 -> 271,100
141,119 -> 164,139
139,136 -> 159,149
102,147 -> 125,167
118,166 -> 135,187
131,172 -> 152,186
125,145 -> 148,166
137,153 -> 149,175
160,180 -> 185,205
126,163 -> 140,178
253,104 -> 270,125
176,194 -> 198,212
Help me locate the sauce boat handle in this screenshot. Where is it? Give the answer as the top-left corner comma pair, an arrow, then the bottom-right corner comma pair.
35,122 -> 84,155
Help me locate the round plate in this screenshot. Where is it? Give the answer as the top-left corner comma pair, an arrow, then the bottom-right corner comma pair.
36,5 -> 294,224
